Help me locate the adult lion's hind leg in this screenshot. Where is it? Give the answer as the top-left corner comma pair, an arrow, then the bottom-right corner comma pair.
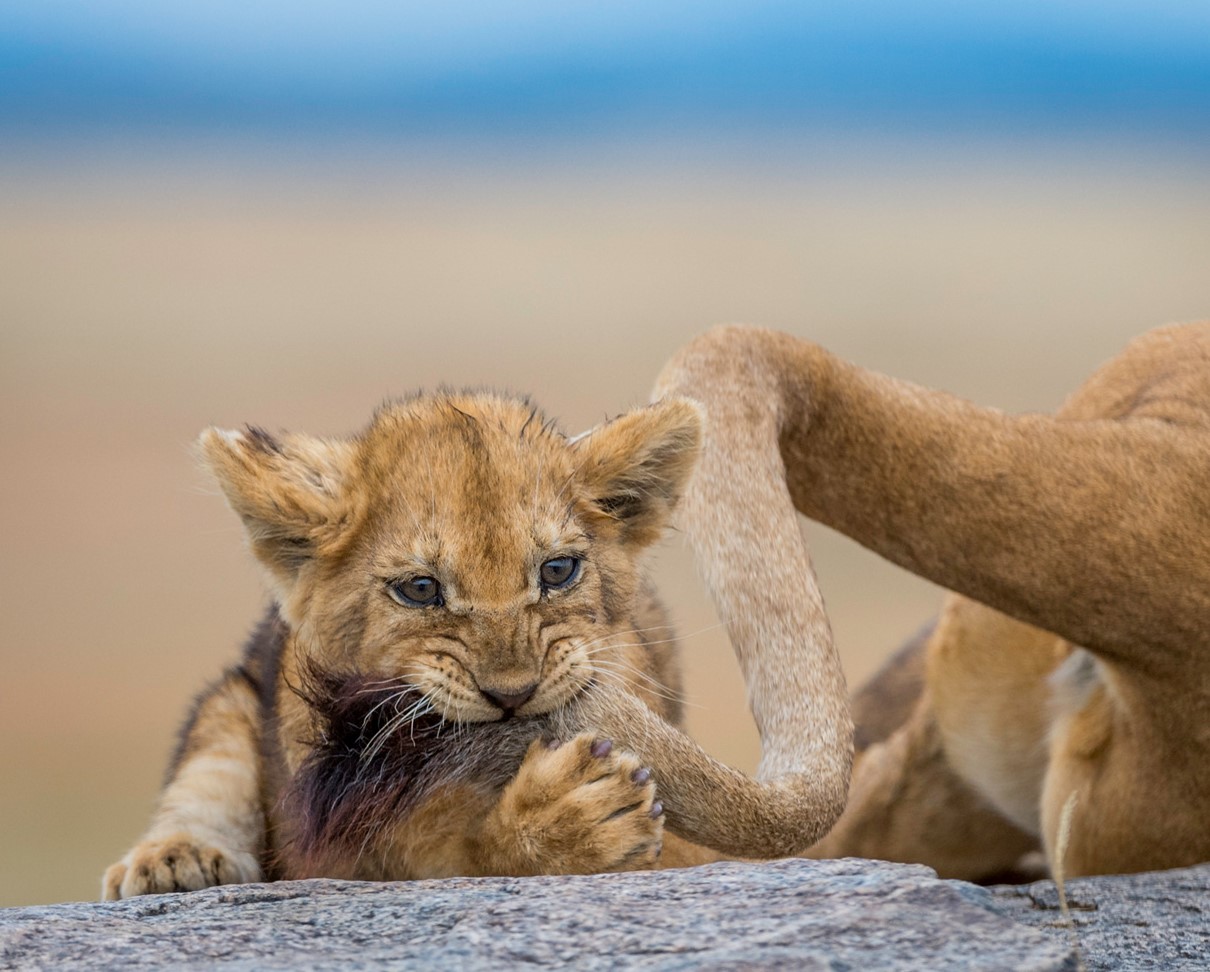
806,704 -> 1040,882
850,621 -> 930,753
102,669 -> 264,899
805,609 -> 1043,882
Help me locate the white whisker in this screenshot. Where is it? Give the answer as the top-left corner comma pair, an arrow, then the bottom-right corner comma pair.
590,665 -> 702,710
360,694 -> 436,764
574,618 -> 730,656
589,660 -> 701,709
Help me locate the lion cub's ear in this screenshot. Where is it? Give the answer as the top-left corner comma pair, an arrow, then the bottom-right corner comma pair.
573,397 -> 703,548
198,426 -> 356,582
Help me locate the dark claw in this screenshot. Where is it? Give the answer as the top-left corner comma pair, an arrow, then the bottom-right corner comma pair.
631,767 -> 651,786
649,801 -> 664,818
590,738 -> 613,759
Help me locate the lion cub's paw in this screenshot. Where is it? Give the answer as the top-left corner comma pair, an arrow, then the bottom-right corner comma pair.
102,834 -> 261,900
484,733 -> 665,875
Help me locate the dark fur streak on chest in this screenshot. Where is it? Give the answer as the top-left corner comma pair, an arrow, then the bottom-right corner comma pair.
278,665 -> 546,874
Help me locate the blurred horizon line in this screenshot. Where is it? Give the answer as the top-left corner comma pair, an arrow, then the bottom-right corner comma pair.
4,121 -> 1210,181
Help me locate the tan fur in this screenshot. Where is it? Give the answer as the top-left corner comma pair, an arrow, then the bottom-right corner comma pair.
655,321 -> 1210,879
107,320 -> 1203,898
106,380 -> 867,900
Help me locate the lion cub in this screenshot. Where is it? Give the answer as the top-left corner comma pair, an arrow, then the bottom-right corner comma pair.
103,392 -> 701,898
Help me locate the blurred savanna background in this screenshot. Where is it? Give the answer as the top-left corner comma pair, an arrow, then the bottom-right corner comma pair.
2,1 -> 1208,907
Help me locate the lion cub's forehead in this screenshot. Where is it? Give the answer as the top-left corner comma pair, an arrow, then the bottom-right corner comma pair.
355,395 -> 586,572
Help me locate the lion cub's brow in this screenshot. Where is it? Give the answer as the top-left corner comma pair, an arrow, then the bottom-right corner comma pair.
359,398 -> 587,600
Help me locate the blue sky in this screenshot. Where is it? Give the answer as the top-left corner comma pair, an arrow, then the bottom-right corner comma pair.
2,1 -> 1208,141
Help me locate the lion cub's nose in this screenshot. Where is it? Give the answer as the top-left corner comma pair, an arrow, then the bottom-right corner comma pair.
480,683 -> 538,715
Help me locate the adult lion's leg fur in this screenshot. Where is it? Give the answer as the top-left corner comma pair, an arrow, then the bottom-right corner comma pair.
806,607 -> 1048,880
806,693 -> 1041,881
798,616 -> 1044,881
656,321 -> 1210,877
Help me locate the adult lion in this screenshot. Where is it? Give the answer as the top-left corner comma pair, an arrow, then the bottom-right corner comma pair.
655,321 -> 1210,879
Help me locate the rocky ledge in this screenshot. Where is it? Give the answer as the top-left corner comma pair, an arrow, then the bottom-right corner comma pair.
2,858 -> 1207,970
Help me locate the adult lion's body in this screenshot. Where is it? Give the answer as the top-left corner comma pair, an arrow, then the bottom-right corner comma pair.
656,321 -> 1210,879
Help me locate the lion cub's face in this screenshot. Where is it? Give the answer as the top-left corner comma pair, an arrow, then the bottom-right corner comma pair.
201,393 -> 700,723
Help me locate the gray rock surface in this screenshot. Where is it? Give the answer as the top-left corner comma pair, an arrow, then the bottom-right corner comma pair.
0,859 -> 1074,971
990,863 -> 1210,971
4,859 -> 1206,971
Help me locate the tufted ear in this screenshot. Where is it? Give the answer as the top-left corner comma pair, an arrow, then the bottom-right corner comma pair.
198,426 -> 356,585
573,397 -> 703,548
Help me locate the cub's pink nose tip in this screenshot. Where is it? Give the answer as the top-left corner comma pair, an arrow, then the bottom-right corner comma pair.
481,683 -> 538,713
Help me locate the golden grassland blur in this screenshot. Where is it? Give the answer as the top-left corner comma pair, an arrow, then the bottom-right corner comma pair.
2,145 -> 1207,906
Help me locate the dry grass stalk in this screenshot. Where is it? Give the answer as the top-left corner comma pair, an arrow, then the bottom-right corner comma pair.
1051,790 -> 1086,972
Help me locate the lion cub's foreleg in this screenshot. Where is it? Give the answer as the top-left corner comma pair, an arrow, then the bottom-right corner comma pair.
467,734 -> 666,876
388,734 -> 666,879
102,669 -> 264,899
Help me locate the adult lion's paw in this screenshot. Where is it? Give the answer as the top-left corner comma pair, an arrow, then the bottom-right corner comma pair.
480,732 -> 665,875
102,834 -> 261,900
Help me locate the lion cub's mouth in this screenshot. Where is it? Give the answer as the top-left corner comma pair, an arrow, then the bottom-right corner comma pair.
287,667 -> 565,870
474,675 -> 590,724
296,664 -> 586,762
405,646 -> 595,724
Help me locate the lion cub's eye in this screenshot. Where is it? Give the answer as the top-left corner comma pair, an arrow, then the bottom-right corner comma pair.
539,557 -> 581,590
388,576 -> 443,607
